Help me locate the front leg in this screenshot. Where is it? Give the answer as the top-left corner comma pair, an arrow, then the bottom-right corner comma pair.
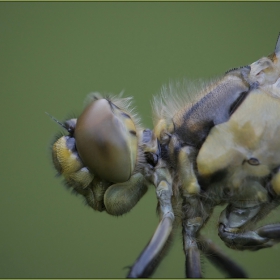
127,166 -> 175,278
182,214 -> 203,278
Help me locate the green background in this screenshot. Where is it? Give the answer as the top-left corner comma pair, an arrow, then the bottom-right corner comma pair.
1,2 -> 280,278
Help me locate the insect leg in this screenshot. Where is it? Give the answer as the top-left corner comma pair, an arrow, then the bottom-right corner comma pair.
182,215 -> 202,278
176,145 -> 205,278
218,198 -> 280,250
218,178 -> 280,250
255,223 -> 280,246
127,167 -> 174,278
198,235 -> 247,277
219,223 -> 277,251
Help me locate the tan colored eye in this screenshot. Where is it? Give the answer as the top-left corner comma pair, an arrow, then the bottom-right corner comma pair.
74,98 -> 138,183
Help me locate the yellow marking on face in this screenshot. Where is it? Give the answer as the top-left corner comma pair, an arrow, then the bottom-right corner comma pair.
52,137 -> 82,174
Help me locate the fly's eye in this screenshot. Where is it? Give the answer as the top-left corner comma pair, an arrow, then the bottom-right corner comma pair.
74,98 -> 138,183
247,157 -> 260,166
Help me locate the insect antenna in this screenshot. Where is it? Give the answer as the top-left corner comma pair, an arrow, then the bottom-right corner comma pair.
46,112 -> 75,135
46,112 -> 67,129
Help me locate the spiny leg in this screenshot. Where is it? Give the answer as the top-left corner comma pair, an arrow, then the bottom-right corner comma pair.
218,180 -> 280,250
177,146 -> 205,278
182,198 -> 204,278
187,183 -> 248,277
198,235 -> 247,278
219,200 -> 280,251
127,167 -> 174,278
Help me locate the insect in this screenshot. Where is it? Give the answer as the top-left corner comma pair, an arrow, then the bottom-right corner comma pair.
49,34 -> 280,278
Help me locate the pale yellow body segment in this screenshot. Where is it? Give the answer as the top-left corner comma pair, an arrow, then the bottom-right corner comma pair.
197,85 -> 280,194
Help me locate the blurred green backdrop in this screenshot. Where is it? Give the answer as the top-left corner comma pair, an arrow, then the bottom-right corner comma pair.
1,2 -> 280,278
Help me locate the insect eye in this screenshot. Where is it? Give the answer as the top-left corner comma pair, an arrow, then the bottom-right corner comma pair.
74,98 -> 138,183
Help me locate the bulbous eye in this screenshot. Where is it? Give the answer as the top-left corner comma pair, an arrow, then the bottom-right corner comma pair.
74,98 -> 138,183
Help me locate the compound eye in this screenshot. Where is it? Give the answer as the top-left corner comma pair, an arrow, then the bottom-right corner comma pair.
75,98 -> 138,183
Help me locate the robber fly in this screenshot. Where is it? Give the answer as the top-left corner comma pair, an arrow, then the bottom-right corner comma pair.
49,34 -> 280,278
